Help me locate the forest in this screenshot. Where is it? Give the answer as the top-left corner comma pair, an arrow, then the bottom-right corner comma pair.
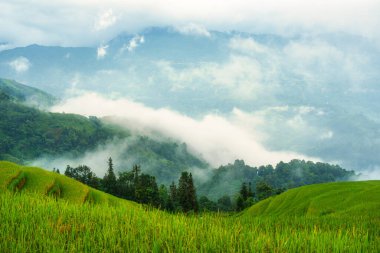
62,157 -> 355,212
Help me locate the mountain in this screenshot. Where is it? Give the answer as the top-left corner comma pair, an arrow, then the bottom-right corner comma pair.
0,27 -> 288,112
0,78 -> 56,108
0,97 -> 124,164
0,82 -> 208,183
1,27 -> 379,173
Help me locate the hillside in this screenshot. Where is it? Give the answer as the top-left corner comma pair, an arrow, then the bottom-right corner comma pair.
0,78 -> 56,108
0,161 -> 136,207
0,98 -> 125,164
0,85 -> 207,184
0,162 -> 378,252
245,180 -> 380,217
198,159 -> 355,200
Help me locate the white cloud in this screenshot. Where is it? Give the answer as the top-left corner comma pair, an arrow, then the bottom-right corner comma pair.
94,9 -> 117,31
31,140 -> 128,176
9,57 -> 31,72
320,130 -> 334,140
175,23 -> 211,37
229,37 -> 269,54
97,45 -> 108,59
51,93 -> 316,167
1,0 -> 379,47
120,35 -> 145,53
157,55 -> 268,100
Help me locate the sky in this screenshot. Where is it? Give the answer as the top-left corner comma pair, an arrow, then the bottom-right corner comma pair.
0,0 -> 380,47
1,0 -> 380,177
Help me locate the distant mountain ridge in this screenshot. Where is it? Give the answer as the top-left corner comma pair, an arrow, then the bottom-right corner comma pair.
0,80 -> 208,184
0,78 -> 56,108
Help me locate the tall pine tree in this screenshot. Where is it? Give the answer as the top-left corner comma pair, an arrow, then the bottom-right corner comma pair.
103,157 -> 117,195
178,171 -> 198,213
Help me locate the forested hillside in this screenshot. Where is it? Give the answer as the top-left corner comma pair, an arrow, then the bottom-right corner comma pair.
0,78 -> 56,108
0,84 -> 208,185
199,159 -> 355,200
0,99 -> 124,163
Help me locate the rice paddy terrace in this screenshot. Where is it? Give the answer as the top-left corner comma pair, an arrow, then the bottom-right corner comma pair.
0,161 -> 379,252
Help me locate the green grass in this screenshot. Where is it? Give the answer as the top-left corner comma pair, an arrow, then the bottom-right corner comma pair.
0,161 -> 379,252
0,161 -> 136,208
244,181 -> 380,218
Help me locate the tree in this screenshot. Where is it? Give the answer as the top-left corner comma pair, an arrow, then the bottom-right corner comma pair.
103,157 -> 117,195
64,164 -> 100,189
135,173 -> 159,207
256,181 -> 273,201
217,195 -> 232,212
117,170 -> 135,200
236,195 -> 244,211
187,173 -> 198,212
64,165 -> 75,178
199,196 -> 218,212
158,184 -> 169,210
132,164 -> 141,183
248,182 -> 253,198
178,171 -> 198,213
168,181 -> 178,212
240,182 -> 249,201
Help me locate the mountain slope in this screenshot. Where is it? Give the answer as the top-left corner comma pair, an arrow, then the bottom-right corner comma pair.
0,161 -> 136,207
245,180 -> 380,217
0,83 -> 208,183
0,98 -> 124,163
0,78 -> 56,108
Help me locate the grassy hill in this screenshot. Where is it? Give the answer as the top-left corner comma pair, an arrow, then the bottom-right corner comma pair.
0,161 -> 379,252
245,180 -> 380,218
0,161 -> 136,207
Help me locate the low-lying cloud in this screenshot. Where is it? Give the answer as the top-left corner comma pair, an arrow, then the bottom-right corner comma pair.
51,93 -> 316,167
9,57 -> 31,72
31,140 -> 128,176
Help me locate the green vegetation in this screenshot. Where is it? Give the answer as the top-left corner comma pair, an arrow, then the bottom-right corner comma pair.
199,159 -> 355,200
0,83 -> 208,185
0,162 -> 379,252
118,136 -> 208,185
65,160 -> 199,212
245,180 -> 380,217
0,98 -> 126,163
0,161 -> 136,207
0,78 -> 56,108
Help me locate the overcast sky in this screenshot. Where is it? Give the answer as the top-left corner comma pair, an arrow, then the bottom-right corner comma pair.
1,0 -> 379,47
1,1 -> 379,177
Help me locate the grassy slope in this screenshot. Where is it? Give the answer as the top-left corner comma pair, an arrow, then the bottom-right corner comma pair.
0,161 -> 136,207
0,161 -> 379,252
245,180 -> 380,217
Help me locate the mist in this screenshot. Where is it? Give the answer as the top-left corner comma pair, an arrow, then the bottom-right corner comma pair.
354,168 -> 380,181
31,139 -> 128,177
51,92 -> 317,168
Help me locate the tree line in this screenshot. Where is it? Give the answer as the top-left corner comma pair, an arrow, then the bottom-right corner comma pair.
61,157 -> 356,213
63,158 -> 198,213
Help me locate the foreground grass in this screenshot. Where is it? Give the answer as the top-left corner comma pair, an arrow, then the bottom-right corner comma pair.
0,191 -> 379,252
0,162 -> 379,252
